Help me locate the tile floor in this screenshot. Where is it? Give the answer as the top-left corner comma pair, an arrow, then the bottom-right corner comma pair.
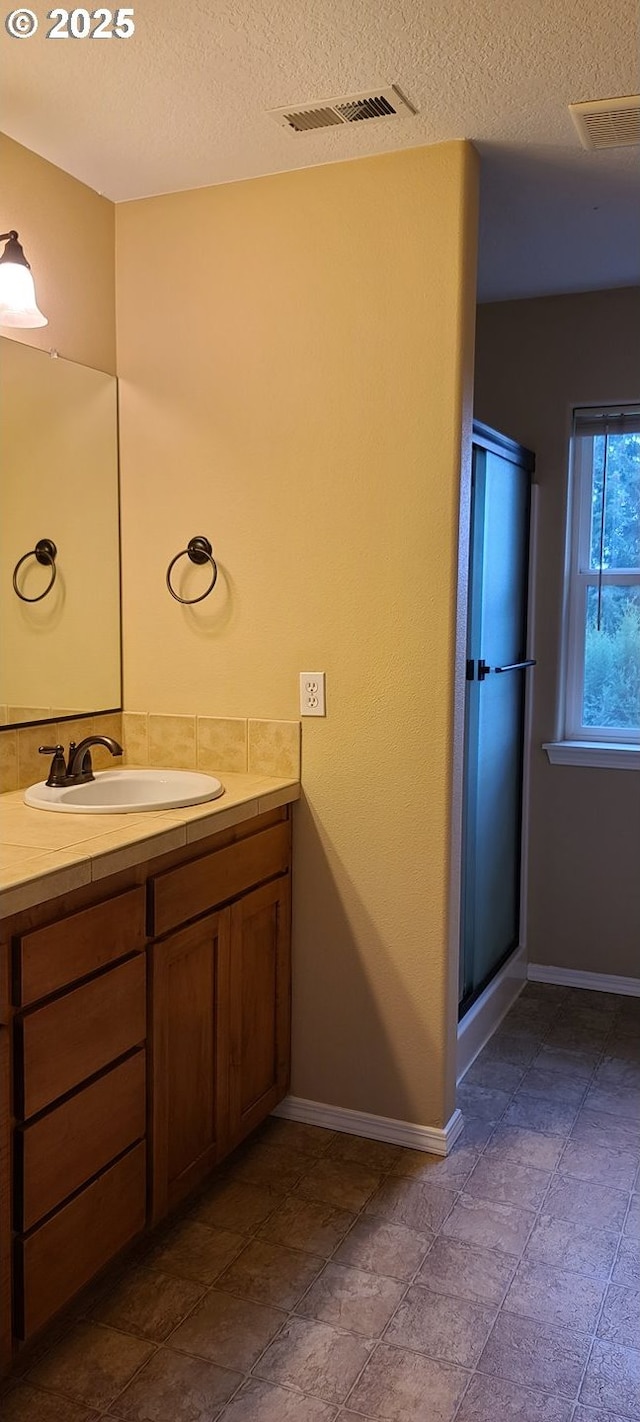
3,983 -> 639,1421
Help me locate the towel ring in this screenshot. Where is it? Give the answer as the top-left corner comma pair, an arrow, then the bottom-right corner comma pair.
13,539 -> 58,603
166,536 -> 218,605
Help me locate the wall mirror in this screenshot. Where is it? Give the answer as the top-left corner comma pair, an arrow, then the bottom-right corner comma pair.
0,337 -> 121,728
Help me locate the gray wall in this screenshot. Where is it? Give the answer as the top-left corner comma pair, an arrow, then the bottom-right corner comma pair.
474,287 -> 640,980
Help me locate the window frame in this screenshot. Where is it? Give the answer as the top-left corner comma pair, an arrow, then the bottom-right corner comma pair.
546,405 -> 640,762
564,428 -> 640,745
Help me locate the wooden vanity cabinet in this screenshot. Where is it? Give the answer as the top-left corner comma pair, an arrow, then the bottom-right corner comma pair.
149,815 -> 292,1222
0,942 -> 10,1373
150,910 -> 229,1222
0,803 -> 293,1373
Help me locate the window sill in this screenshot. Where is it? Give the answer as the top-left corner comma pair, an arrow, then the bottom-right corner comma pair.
543,741 -> 640,770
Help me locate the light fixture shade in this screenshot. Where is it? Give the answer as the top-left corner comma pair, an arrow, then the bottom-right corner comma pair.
0,259 -> 48,327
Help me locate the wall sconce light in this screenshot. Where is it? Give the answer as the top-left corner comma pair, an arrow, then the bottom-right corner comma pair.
0,231 -> 48,328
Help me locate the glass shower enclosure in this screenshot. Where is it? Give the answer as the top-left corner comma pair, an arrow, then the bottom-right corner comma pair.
459,421 -> 535,1016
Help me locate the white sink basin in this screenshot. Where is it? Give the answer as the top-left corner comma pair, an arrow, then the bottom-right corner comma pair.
24,768 -> 225,814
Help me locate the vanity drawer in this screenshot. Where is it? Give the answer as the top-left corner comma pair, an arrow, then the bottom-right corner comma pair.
15,885 -> 146,1008
150,821 -> 291,937
15,1141 -> 146,1341
16,1050 -> 146,1232
17,955 -> 146,1119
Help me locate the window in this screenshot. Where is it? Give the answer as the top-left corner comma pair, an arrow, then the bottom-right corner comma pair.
546,405 -> 640,766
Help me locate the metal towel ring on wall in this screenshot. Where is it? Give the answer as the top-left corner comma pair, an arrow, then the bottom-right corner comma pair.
12,539 -> 58,603
166,536 -> 218,605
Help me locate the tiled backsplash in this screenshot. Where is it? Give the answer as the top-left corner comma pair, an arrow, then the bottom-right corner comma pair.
0,712 -> 124,794
0,711 -> 301,794
123,713 -> 301,779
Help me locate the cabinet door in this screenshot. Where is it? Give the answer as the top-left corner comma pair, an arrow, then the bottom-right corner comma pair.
0,1021 -> 10,1376
228,877 -> 291,1149
150,910 -> 230,1222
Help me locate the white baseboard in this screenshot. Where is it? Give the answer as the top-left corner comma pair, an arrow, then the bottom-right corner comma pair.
272,1096 -> 464,1158
457,944 -> 528,1082
528,963 -> 640,998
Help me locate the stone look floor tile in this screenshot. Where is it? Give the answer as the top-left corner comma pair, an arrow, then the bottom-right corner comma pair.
461,1059 -> 525,1093
297,1262 -> 404,1337
389,1143 -> 479,1189
594,1056 -> 640,1091
624,1192 -> 640,1239
218,1378 -> 338,1420
484,1124 -> 565,1172
191,1179 -> 283,1234
534,1046 -> 601,1080
90,1266 -> 205,1342
142,1219 -> 245,1285
346,1342 -> 468,1422
365,1176 -> 456,1236
257,1195 -> 356,1257
503,1093 -> 578,1137
326,1133 -> 404,1171
546,1022 -> 610,1053
441,1193 -> 535,1257
227,1142 -> 311,1192
455,1371 -> 572,1421
476,1310 -> 591,1398
333,1216 -> 431,1280
523,1214 -> 619,1279
384,1283 -> 495,1367
110,1347 -> 242,1420
216,1238 -> 324,1311
169,1290 -> 285,1371
481,1033 -> 541,1068
558,1140 -> 638,1191
571,1108 -> 640,1154
457,1084 -> 512,1122
544,1174 -> 630,1231
504,1258 -> 606,1330
28,1323 -> 154,1410
257,1119 -> 336,1157
295,1158 -> 383,1212
572,1408 -> 631,1421
455,1117 -> 495,1149
579,1337 -> 640,1417
253,1317 -> 372,1404
584,1086 -> 640,1120
597,1283 -> 640,1350
611,1238 -> 640,1287
463,1156 -> 551,1210
517,1067 -> 588,1106
419,1236 -> 517,1305
0,1384 -> 100,1421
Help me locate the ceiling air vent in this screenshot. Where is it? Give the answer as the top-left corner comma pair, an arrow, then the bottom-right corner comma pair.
270,85 -> 417,134
569,95 -> 640,150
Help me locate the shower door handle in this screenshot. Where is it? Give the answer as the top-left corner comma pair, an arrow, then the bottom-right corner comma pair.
475,658 -> 536,681
494,659 -> 537,674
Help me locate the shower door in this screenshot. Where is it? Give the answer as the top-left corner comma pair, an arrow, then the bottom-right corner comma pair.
459,422 -> 535,1015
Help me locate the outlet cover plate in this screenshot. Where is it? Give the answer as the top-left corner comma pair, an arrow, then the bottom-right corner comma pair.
300,672 -> 326,716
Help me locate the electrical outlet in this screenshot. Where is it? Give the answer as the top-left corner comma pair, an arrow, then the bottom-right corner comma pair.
300,671 -> 326,716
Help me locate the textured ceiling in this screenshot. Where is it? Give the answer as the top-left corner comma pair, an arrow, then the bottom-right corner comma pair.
2,0 -> 639,299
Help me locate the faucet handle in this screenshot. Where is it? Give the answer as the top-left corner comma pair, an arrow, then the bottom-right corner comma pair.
39,744 -> 68,787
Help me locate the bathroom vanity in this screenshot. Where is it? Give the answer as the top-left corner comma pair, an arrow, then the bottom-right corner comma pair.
0,777 -> 297,1375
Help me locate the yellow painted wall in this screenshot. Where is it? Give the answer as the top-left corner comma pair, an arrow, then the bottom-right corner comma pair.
0,133 -> 115,373
117,142 -> 478,1128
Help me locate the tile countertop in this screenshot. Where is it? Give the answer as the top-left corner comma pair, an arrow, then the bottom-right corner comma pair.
0,771 -> 300,919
